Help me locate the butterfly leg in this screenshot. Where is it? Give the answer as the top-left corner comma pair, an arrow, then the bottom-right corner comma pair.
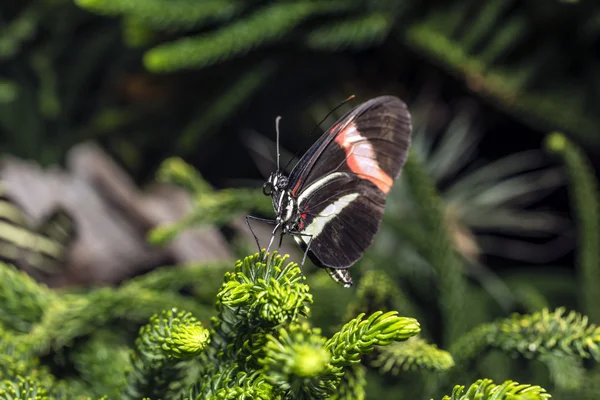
265,223 -> 281,256
287,231 -> 313,267
277,230 -> 285,250
245,215 -> 276,252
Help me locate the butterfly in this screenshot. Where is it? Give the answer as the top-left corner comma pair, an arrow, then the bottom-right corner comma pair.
246,95 -> 412,287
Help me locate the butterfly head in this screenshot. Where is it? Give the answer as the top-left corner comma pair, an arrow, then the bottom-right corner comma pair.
263,172 -> 288,197
263,172 -> 294,224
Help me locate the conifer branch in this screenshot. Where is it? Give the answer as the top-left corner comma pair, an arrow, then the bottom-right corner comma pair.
71,331 -> 130,398
187,363 -> 274,400
402,6 -> 599,145
143,2 -> 348,72
260,322 -> 339,399
438,378 -> 550,400
122,308 -> 210,400
215,252 -> 312,334
188,251 -> 423,399
0,376 -> 49,400
545,132 -> 600,322
75,0 -> 240,30
22,286 -> 213,354
403,151 -> 469,346
0,262 -> 56,332
0,4 -> 40,61
452,307 -> 600,366
328,364 -> 366,400
326,311 -> 420,367
0,325 -> 54,389
306,13 -> 393,50
123,261 -> 231,303
149,157 -> 272,245
121,16 -> 154,48
155,156 -> 214,195
372,336 -> 455,374
541,353 -> 584,391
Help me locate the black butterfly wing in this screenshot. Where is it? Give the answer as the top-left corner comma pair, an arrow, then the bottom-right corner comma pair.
289,95 -> 412,270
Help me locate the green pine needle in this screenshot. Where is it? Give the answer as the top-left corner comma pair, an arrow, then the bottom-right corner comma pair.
155,157 -> 213,195
136,308 -> 210,361
306,13 -> 393,50
372,336 -> 455,374
326,310 -> 420,367
438,379 -> 551,400
261,322 -> 338,399
541,353 -> 584,391
403,151 -> 468,346
328,364 -> 366,400
0,376 -> 50,400
148,157 -> 272,246
143,2 -> 348,72
123,308 -> 209,399
75,0 -> 240,30
545,132 -> 600,322
217,252 -> 312,328
0,262 -> 56,332
452,307 -> 600,365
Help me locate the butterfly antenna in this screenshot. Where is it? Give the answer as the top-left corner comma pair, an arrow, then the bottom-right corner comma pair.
283,94 -> 356,171
275,116 -> 282,171
307,94 -> 356,138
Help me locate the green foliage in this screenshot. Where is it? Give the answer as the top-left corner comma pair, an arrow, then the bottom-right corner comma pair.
123,308 -> 209,399
2,247 -> 564,399
2,1 -> 600,398
306,13 -> 393,51
545,132 -> 600,323
70,330 -> 130,398
137,132 -> 599,399
0,263 -> 55,332
439,378 -> 551,400
452,307 -> 600,366
187,251 -> 422,399
402,1 -> 600,146
327,364 -> 366,400
0,376 -> 50,400
4,139 -> 600,397
149,157 -> 272,246
142,2 -> 348,72
403,151 -> 469,346
0,1 -> 127,164
74,0 -> 240,30
372,337 -> 455,374
75,0 -> 407,73
326,310 -> 420,366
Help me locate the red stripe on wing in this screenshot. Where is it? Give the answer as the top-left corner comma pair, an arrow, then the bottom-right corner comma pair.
334,122 -> 393,193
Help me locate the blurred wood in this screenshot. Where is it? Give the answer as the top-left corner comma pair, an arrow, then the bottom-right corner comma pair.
0,142 -> 232,287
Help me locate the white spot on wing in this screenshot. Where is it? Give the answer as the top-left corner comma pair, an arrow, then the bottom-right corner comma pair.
297,172 -> 346,205
304,192 -> 359,239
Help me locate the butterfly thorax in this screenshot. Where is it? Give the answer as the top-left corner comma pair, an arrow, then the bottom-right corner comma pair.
263,172 -> 299,233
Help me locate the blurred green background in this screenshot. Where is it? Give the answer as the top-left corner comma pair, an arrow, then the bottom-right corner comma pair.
1,0 -> 600,399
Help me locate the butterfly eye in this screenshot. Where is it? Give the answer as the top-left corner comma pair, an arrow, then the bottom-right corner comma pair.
262,182 -> 273,196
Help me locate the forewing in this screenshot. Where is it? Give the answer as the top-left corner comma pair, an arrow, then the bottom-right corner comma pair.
288,95 -> 411,197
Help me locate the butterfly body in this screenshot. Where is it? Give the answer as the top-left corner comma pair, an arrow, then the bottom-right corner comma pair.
253,95 -> 412,287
